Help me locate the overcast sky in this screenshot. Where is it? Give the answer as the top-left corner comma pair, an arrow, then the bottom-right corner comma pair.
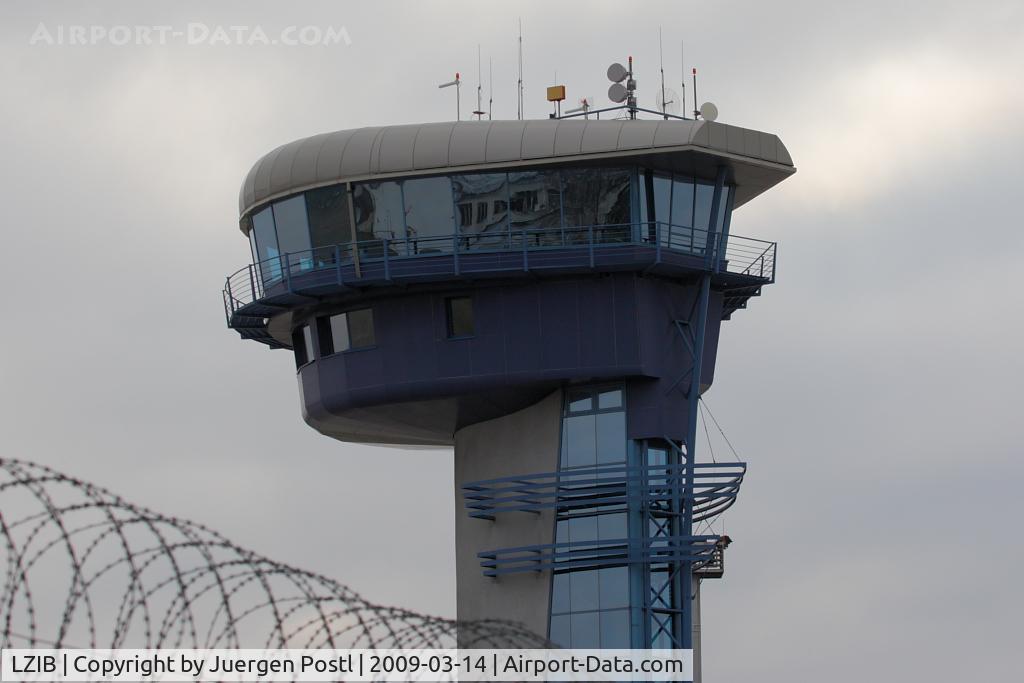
1,1 -> 1022,680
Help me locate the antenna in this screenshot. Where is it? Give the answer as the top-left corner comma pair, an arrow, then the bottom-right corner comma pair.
473,45 -> 485,120
488,57 -> 493,121
655,88 -> 680,115
681,40 -> 687,120
692,67 -> 699,119
659,28 -> 669,120
517,19 -> 524,120
565,96 -> 593,118
438,72 -> 461,121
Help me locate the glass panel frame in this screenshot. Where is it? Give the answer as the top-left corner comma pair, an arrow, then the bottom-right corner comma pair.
272,195 -> 313,272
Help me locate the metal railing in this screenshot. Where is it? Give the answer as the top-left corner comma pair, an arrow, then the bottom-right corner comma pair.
478,535 -> 722,577
462,462 -> 745,523
223,221 -> 776,323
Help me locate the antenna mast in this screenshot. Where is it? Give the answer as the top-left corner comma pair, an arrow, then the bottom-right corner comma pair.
681,40 -> 687,120
692,67 -> 699,119
438,72 -> 461,121
474,45 -> 485,120
488,57 -> 493,120
659,28 -> 668,120
517,19 -> 524,120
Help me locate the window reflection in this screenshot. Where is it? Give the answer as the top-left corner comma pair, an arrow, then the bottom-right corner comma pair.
403,176 -> 455,253
251,207 -> 281,284
317,308 -> 375,355
242,167 -> 733,273
305,185 -> 352,265
353,182 -> 406,258
652,173 -> 731,254
562,414 -> 597,468
549,385 -> 632,649
562,168 -> 631,244
272,195 -> 313,272
671,178 -> 695,250
509,170 -> 562,246
453,174 -> 509,250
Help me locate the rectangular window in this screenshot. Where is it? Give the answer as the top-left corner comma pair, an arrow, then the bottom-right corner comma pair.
508,170 -> 562,246
403,176 -> 455,253
446,296 -> 474,338
251,206 -> 282,284
305,185 -> 353,265
453,173 -> 509,250
272,195 -> 313,272
292,325 -> 314,368
347,308 -> 375,349
317,308 -> 375,355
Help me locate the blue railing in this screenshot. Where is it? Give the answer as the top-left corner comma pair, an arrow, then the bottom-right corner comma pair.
462,462 -> 745,523
478,535 -> 722,577
223,221 -> 776,324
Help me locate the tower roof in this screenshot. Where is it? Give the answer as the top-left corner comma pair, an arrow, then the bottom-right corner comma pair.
238,119 -> 794,220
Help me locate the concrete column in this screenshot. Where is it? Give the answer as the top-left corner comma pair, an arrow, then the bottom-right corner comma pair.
454,390 -> 563,643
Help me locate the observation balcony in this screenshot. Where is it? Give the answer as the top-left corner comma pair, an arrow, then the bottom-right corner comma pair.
222,221 -> 776,348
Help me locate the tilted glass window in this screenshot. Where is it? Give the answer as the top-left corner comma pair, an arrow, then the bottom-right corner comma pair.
671,178 -> 696,251
305,185 -> 352,265
453,173 -> 510,250
352,181 -> 406,252
317,308 -> 375,355
272,195 -> 313,272
251,206 -> 281,283
561,168 -> 631,244
402,176 -> 455,253
651,173 -> 733,254
243,215 -> 257,265
508,170 -> 562,245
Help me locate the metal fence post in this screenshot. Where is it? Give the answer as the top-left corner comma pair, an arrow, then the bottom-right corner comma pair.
383,238 -> 391,280
453,234 -> 460,276
522,229 -> 528,271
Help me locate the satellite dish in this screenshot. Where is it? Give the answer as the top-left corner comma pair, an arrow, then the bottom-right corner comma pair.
655,88 -> 680,115
606,62 -> 628,83
699,101 -> 719,122
608,82 -> 628,104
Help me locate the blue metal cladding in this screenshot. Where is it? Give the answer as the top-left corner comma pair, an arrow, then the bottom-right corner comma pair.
290,273 -> 725,445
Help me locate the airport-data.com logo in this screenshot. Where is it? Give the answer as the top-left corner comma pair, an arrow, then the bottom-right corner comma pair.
28,23 -> 352,47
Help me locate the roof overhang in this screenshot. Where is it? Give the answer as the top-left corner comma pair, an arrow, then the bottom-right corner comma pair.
238,119 -> 795,226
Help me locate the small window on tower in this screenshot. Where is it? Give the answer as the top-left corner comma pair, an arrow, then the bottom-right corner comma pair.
292,325 -> 314,368
446,296 -> 474,338
317,308 -> 376,355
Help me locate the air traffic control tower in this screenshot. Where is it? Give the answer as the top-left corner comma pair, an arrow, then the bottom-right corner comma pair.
222,112 -> 794,672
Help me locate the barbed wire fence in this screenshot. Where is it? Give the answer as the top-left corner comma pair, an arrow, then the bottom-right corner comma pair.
0,458 -> 546,652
